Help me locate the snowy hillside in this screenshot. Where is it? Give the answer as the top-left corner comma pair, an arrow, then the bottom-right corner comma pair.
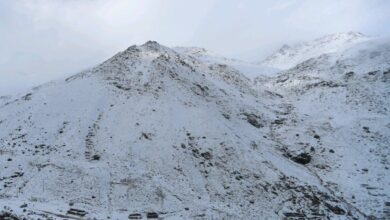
174,47 -> 280,79
260,32 -> 369,70
0,36 -> 389,219
256,36 -> 390,219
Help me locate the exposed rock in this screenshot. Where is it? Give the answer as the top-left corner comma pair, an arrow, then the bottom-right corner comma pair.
0,211 -> 19,220
344,71 -> 355,79
292,153 -> 312,165
200,152 -> 213,160
146,212 -> 159,219
92,154 -> 101,160
128,213 -> 142,219
21,93 -> 32,101
283,212 -> 306,218
67,208 -> 88,217
222,113 -> 230,120
243,113 -> 263,128
272,119 -> 286,125
324,203 -> 346,215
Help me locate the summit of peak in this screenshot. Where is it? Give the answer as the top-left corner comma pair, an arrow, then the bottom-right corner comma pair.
142,40 -> 161,47
122,41 -> 168,54
280,44 -> 290,49
140,40 -> 170,52
111,41 -> 176,63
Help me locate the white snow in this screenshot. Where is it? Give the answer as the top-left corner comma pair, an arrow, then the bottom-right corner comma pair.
260,32 -> 370,70
0,35 -> 389,219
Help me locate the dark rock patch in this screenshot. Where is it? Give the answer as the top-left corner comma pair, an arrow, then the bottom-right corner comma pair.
146,212 -> 159,219
0,211 -> 19,220
344,71 -> 355,79
67,208 -> 88,217
324,203 -> 346,215
92,154 -> 101,161
243,113 -> 263,128
200,152 -> 213,160
222,113 -> 230,120
291,153 -> 311,165
112,82 -> 131,91
265,90 -> 284,98
128,213 -> 142,219
305,81 -> 345,90
22,93 -> 32,101
367,70 -> 379,76
191,84 -> 209,96
272,119 -> 286,125
141,132 -> 152,140
283,212 -> 306,218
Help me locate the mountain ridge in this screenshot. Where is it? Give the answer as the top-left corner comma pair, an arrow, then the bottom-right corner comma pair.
260,31 -> 370,70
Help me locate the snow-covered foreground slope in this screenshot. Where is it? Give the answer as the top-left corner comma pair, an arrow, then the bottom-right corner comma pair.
260,32 -> 369,70
257,37 -> 390,219
0,37 -> 389,219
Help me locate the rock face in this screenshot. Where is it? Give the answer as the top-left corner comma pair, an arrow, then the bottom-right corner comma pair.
0,34 -> 389,219
291,153 -> 312,165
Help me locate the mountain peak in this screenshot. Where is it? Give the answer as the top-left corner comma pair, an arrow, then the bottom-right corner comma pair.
106,41 -> 175,66
280,44 -> 290,50
121,41 -> 167,56
142,40 -> 163,49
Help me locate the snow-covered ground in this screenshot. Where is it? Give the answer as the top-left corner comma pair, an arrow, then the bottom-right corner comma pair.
174,46 -> 280,79
260,32 -> 369,70
0,33 -> 389,219
257,35 -> 390,219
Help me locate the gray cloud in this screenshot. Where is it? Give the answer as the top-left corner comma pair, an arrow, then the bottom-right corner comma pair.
1,0 -> 389,95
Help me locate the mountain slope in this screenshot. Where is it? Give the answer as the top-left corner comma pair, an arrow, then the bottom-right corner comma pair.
260,32 -> 369,70
174,46 -> 280,79
0,41 -> 366,219
1,37 -> 389,219
256,37 -> 390,219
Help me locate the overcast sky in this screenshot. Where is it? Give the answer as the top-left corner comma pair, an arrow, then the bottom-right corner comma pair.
1,0 -> 390,96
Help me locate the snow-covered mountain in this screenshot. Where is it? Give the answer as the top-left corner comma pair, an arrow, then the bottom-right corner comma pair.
260,32 -> 369,70
0,34 -> 389,219
256,36 -> 390,219
0,41 -> 340,219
